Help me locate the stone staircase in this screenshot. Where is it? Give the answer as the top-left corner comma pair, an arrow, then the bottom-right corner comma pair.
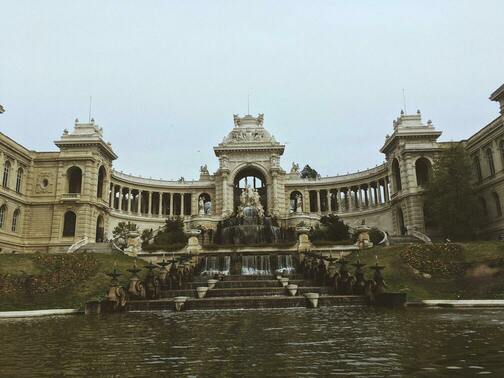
388,235 -> 422,245
75,242 -> 117,254
127,273 -> 367,311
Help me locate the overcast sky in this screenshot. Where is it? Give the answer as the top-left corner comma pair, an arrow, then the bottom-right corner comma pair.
1,1 -> 503,180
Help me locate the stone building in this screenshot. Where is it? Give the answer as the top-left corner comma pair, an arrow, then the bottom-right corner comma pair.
1,84 -> 503,253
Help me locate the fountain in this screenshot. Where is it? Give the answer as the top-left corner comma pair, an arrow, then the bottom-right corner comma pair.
104,264 -> 127,311
221,186 -> 281,245
337,257 -> 354,295
352,259 -> 367,295
156,258 -> 171,286
126,260 -> 145,299
200,255 -> 231,276
143,261 -> 160,300
241,255 -> 272,275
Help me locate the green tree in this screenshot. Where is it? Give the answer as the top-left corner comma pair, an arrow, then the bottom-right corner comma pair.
149,217 -> 187,249
424,143 -> 482,240
300,165 -> 320,179
310,214 -> 349,241
112,222 -> 139,249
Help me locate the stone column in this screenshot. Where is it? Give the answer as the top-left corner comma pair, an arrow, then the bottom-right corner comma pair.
384,179 -> 390,202
169,193 -> 173,216
347,189 -> 353,212
367,185 -> 372,207
357,187 -> 362,208
109,184 -> 113,207
138,191 -> 142,215
180,193 -> 184,216
148,191 -> 152,216
222,175 -> 227,214
316,190 -> 321,213
327,190 -> 332,212
118,185 -> 123,211
127,188 -> 132,213
271,172 -> 278,216
377,183 -> 382,205
158,193 -> 163,218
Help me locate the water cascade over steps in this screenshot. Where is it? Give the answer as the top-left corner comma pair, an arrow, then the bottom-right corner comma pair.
200,254 -> 296,276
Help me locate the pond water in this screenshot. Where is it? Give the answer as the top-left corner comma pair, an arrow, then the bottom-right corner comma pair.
1,307 -> 504,377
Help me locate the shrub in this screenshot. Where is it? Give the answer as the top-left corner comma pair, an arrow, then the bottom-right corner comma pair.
310,214 -> 349,242
400,243 -> 465,277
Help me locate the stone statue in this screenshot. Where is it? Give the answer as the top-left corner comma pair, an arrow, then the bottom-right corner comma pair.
200,164 -> 209,175
257,113 -> 264,126
238,185 -> 264,218
204,201 -> 212,215
291,162 -> 300,174
198,196 -> 205,215
296,193 -> 303,213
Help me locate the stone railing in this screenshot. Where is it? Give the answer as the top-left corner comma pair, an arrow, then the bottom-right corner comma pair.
68,236 -> 89,253
408,229 -> 433,245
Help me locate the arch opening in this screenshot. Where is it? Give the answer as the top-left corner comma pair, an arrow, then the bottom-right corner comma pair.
67,166 -> 82,194
96,215 -> 105,242
415,158 -> 432,187
97,166 -> 106,199
233,167 -> 267,214
63,211 -> 77,237
289,191 -> 303,213
392,158 -> 402,192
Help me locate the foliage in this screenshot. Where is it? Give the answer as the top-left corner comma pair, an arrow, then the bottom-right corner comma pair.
368,228 -> 385,245
310,214 -> 349,242
424,143 -> 483,240
146,217 -> 187,249
300,164 -> 320,179
400,243 -> 465,278
0,253 -> 98,297
112,221 -> 139,248
0,252 -> 136,311
141,228 -> 154,243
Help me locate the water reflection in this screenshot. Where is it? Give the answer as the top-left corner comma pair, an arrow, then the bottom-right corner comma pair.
1,308 -> 503,376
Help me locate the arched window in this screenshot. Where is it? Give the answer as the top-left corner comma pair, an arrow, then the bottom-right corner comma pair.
415,158 -> 432,187
0,205 -> 5,229
289,191 -> 303,213
392,158 -> 402,192
486,148 -> 495,177
2,161 -> 10,188
67,166 -> 82,194
473,155 -> 483,182
11,209 -> 20,232
500,141 -> 504,164
493,192 -> 502,217
97,166 -> 106,199
96,215 -> 104,242
63,211 -> 77,237
480,197 -> 488,217
198,193 -> 212,215
15,168 -> 23,193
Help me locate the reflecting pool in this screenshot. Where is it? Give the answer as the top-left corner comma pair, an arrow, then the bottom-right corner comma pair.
1,307 -> 504,376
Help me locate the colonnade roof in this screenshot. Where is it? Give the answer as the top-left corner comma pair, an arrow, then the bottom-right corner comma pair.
284,163 -> 388,187
111,169 -> 214,188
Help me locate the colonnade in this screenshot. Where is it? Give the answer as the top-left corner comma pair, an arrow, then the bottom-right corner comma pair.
109,184 -> 195,217
291,178 -> 391,214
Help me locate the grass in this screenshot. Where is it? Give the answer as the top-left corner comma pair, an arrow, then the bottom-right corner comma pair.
347,242 -> 504,300
0,252 -> 137,311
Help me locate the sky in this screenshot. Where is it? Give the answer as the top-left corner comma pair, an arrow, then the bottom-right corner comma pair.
1,0 -> 503,180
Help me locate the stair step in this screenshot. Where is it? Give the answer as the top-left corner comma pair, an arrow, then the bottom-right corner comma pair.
76,243 -> 114,253
186,279 -> 312,289
192,274 -> 304,282
159,286 -> 332,298
127,295 -> 366,311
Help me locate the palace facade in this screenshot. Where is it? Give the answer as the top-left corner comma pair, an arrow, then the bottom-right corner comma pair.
1,84 -> 504,253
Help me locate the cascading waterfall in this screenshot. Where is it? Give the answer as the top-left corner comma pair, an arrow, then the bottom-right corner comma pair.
275,254 -> 295,274
201,256 -> 231,276
241,255 -> 272,275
